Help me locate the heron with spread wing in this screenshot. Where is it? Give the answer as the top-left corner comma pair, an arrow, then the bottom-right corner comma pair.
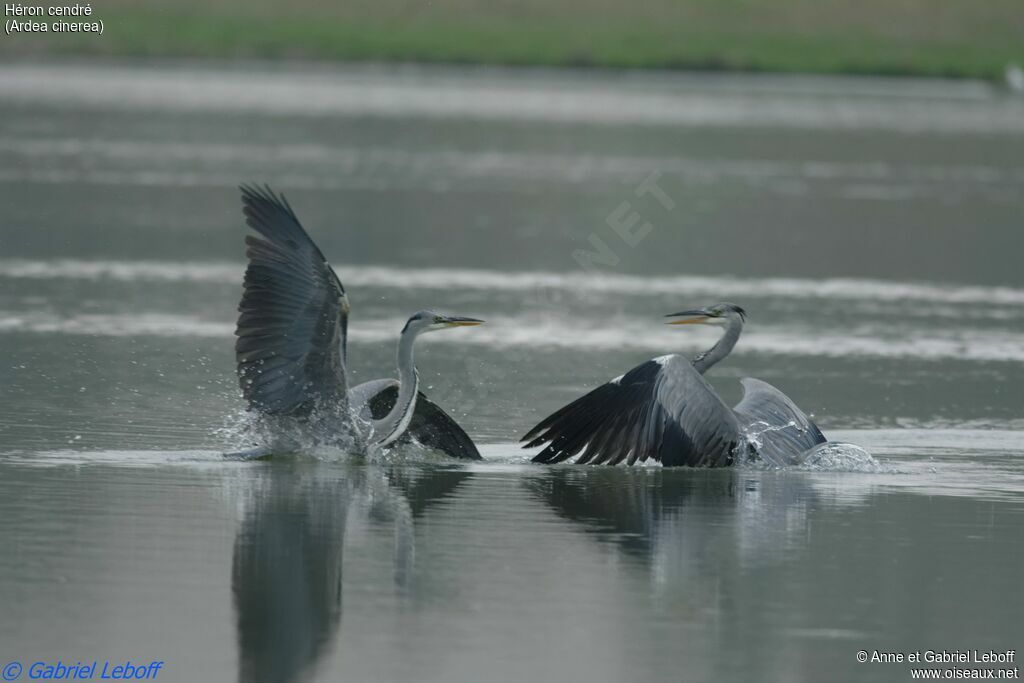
231,185 -> 483,460
522,303 -> 826,467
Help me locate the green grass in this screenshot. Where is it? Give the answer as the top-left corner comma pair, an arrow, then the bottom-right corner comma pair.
4,1 -> 1023,80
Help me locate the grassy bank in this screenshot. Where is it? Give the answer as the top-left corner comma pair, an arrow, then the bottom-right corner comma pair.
4,0 -> 1023,80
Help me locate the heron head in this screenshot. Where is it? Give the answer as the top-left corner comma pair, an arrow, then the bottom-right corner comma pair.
665,302 -> 746,327
402,309 -> 485,335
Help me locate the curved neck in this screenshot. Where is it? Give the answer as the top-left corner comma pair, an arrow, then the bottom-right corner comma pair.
371,330 -> 420,449
692,315 -> 743,375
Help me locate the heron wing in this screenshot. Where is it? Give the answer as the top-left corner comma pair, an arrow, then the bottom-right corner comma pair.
733,377 -> 826,466
364,384 -> 482,461
523,355 -> 743,467
235,185 -> 351,416
349,379 -> 399,422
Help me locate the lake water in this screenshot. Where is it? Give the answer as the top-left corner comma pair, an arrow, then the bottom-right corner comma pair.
1,62 -> 1022,682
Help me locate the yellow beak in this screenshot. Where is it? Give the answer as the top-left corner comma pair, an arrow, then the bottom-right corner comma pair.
666,315 -> 711,325
445,317 -> 485,327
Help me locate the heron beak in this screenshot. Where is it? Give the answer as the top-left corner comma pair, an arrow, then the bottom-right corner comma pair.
665,309 -> 712,325
444,316 -> 485,327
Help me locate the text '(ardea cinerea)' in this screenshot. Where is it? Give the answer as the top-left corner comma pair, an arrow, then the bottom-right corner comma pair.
522,303 -> 826,467
230,185 -> 484,460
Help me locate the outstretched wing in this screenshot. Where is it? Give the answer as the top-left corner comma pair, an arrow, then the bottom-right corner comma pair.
363,383 -> 482,461
733,377 -> 826,466
522,355 -> 743,467
235,185 -> 351,416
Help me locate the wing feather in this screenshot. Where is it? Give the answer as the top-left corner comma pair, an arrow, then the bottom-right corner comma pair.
235,185 -> 350,416
362,384 -> 481,461
524,356 -> 742,467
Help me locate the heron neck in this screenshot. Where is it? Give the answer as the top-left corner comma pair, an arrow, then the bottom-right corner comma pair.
692,316 -> 743,375
371,330 -> 420,449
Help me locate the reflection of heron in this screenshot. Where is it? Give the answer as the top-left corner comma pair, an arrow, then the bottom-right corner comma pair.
232,464 -> 473,683
524,467 -> 865,682
523,303 -> 825,467
523,467 -> 819,579
231,186 -> 483,459
232,472 -> 348,683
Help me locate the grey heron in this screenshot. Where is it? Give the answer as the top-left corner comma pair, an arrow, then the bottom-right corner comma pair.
522,303 -> 826,467
232,185 -> 484,459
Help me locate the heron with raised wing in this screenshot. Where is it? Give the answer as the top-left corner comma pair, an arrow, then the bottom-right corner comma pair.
230,185 -> 484,460
522,303 -> 826,467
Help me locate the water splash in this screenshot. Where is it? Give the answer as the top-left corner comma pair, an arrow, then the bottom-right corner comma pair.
739,420 -> 885,472
213,405 -> 365,462
212,404 -> 459,463
796,442 -> 889,472
741,419 -> 801,450
739,419 -> 813,468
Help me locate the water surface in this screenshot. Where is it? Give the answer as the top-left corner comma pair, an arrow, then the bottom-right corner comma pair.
1,62 -> 1022,683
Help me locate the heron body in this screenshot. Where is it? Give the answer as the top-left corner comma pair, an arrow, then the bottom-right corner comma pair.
231,185 -> 483,459
522,303 -> 826,467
